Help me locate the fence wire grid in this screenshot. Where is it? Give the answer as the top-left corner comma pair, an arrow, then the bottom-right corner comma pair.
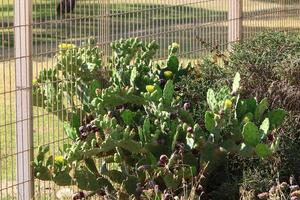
0,0 -> 300,199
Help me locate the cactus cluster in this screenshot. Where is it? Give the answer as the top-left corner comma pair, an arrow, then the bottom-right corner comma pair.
203,73 -> 286,159
34,38 -> 286,199
33,38 -> 105,119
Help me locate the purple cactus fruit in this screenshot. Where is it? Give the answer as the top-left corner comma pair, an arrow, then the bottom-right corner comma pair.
79,126 -> 85,133
163,190 -> 172,200
86,124 -> 92,132
72,191 -> 85,200
290,185 -> 300,192
107,111 -> 113,118
267,133 -> 274,142
183,102 -> 191,110
159,155 -> 169,163
138,165 -> 150,171
195,184 -> 204,195
147,180 -> 156,189
291,197 -> 300,200
136,183 -> 143,195
158,155 -> 169,167
80,132 -> 88,140
218,109 -> 225,116
187,126 -> 193,133
157,138 -> 166,145
257,192 -> 269,199
160,79 -> 167,87
175,143 -> 184,151
91,124 -> 99,132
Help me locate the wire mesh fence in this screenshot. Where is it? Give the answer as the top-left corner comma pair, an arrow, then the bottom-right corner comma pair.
0,0 -> 299,199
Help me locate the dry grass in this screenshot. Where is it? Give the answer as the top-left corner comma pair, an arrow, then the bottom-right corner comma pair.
0,60 -> 64,181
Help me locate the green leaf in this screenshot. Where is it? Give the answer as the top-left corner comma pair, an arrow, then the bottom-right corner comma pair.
63,122 -> 78,141
178,109 -> 194,125
163,80 -> 174,106
163,171 -> 181,189
89,80 -> 102,98
96,177 -> 114,192
99,89 -> 145,109
124,93 -> 146,105
103,170 -> 125,184
254,98 -> 269,122
121,109 -> 135,125
268,109 -> 286,128
221,139 -> 238,152
172,126 -> 185,151
259,118 -> 270,139
236,98 -> 257,120
143,118 -> 151,142
150,86 -> 163,102
207,89 -> 218,112
200,143 -> 218,162
255,144 -> 272,158
239,143 -> 254,157
167,55 -> 179,72
34,165 -> 51,181
118,139 -> 141,154
205,111 -> 216,133
53,171 -> 73,186
75,169 -> 113,191
123,176 -> 139,195
182,153 -> 198,168
45,155 -> 54,167
177,166 -> 196,180
75,169 -> 97,190
130,66 -> 138,87
138,127 -> 144,144
85,139 -> 116,157
84,158 -> 100,176
242,122 -> 261,147
232,72 -> 241,94
70,112 -> 81,130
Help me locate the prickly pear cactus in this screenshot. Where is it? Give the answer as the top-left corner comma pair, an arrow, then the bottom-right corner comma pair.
33,39 -> 286,199
203,72 -> 286,160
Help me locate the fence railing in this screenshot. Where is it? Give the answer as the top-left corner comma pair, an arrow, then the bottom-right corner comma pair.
0,0 -> 299,199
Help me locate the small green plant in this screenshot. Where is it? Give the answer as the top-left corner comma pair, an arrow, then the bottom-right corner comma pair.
33,38 -> 286,199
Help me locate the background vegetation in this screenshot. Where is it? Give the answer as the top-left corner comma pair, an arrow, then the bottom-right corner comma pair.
1,0 -> 300,199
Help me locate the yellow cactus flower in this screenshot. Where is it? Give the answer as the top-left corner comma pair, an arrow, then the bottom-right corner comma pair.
54,155 -> 64,164
242,113 -> 254,124
32,79 -> 38,85
146,85 -> 155,93
224,99 -> 233,109
163,70 -> 173,78
58,43 -> 76,50
171,42 -> 180,49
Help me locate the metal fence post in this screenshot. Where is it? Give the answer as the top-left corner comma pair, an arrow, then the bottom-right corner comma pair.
100,0 -> 110,56
14,0 -> 34,199
228,0 -> 243,50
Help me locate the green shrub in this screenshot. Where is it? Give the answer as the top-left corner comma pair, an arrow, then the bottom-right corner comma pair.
228,31 -> 300,196
229,31 -> 300,111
